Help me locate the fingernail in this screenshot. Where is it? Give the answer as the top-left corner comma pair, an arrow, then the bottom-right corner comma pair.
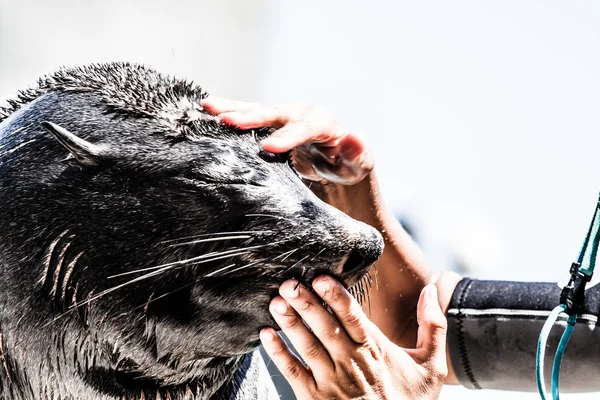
260,329 -> 275,342
273,300 -> 288,314
281,281 -> 300,298
314,278 -> 330,293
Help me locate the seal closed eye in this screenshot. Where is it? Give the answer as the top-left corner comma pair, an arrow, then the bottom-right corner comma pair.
0,62 -> 383,400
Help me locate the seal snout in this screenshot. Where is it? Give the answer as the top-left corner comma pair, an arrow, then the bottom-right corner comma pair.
342,226 -> 384,274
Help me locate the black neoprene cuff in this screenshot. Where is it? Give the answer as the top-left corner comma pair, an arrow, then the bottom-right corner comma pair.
447,278 -> 600,392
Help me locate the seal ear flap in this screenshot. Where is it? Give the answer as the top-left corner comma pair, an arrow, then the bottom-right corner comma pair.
41,121 -> 104,166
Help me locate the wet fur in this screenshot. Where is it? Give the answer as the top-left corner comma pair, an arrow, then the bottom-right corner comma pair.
0,63 -> 383,399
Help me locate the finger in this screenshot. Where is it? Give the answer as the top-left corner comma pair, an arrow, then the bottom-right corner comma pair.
260,328 -> 314,394
414,284 -> 448,370
313,276 -> 381,343
307,140 -> 374,185
279,280 -> 356,353
260,105 -> 339,152
291,133 -> 373,184
311,276 -> 381,344
324,133 -> 372,168
268,296 -> 334,371
289,147 -> 322,182
261,121 -> 332,153
218,106 -> 289,129
200,96 -> 259,115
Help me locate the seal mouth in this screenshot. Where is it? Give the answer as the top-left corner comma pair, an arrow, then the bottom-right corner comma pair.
288,247 -> 377,292
297,262 -> 376,305
266,266 -> 375,332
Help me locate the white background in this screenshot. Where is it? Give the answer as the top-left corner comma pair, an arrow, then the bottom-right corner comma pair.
1,1 -> 599,399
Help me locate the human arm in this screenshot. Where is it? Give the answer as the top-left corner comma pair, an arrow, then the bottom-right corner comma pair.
201,97 -> 600,394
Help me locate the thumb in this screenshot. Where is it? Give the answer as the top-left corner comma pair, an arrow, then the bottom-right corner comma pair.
415,284 -> 448,371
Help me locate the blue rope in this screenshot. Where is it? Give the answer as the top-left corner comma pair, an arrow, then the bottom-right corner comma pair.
578,197 -> 600,276
551,314 -> 577,400
536,194 -> 600,400
536,305 -> 567,400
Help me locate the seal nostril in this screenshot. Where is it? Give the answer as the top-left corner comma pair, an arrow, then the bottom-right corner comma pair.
343,230 -> 384,274
343,247 -> 376,274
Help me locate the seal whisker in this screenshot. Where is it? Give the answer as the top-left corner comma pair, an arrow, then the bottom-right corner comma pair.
1,126 -> 26,142
107,250 -> 252,280
129,266 -> 251,319
134,282 -> 201,314
50,239 -> 74,298
273,248 -> 298,262
213,259 -> 267,277
42,251 -> 252,329
203,263 -> 236,277
310,247 -> 326,261
160,230 -> 273,244
276,240 -> 317,265
61,251 -> 83,303
107,242 -> 284,279
39,230 -> 69,287
80,240 -> 290,316
43,240 -> 291,327
167,235 -> 252,248
245,213 -> 296,223
294,265 -> 308,290
277,255 -> 310,277
0,138 -> 36,157
348,270 -> 375,307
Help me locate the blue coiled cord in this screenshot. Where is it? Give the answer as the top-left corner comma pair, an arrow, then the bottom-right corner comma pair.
536,195 -> 600,400
536,304 -> 566,400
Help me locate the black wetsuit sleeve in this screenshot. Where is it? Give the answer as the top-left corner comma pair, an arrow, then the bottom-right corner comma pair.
446,278 -> 600,392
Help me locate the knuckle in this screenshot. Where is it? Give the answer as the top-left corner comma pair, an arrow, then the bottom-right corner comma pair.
280,314 -> 303,330
359,339 -> 383,360
342,309 -> 363,329
302,341 -> 323,360
296,299 -> 315,313
321,320 -> 343,342
271,344 -> 289,359
327,284 -> 346,303
283,361 -> 303,379
372,341 -> 384,358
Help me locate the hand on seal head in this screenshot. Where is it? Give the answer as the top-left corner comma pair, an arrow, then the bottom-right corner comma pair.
202,97 -> 448,399
201,97 -> 373,185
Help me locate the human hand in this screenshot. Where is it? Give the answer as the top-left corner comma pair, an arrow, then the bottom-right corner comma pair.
201,97 -> 373,185
259,277 -> 448,399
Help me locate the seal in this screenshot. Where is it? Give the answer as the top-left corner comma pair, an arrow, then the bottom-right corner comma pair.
0,62 -> 384,399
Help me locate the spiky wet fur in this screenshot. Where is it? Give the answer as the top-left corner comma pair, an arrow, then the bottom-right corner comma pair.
0,63 -> 383,399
